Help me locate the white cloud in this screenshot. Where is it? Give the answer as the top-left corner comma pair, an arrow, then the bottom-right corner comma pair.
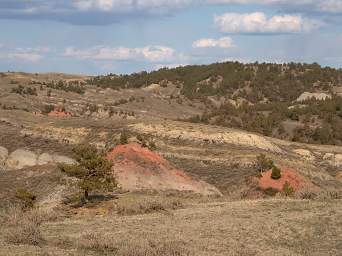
192,37 -> 235,48
7,52 -> 43,62
318,0 -> 342,13
73,0 -> 192,12
64,45 -> 184,63
0,47 -> 48,62
214,12 -> 323,34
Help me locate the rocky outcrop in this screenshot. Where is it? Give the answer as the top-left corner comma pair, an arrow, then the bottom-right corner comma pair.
323,153 -> 342,167
293,149 -> 315,161
6,149 -> 38,170
107,143 -> 222,196
37,153 -> 54,165
0,146 -> 76,170
52,155 -> 76,165
130,122 -> 282,153
296,92 -> 331,102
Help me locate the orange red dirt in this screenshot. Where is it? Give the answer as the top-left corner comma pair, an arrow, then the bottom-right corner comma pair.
107,143 -> 221,196
259,168 -> 315,192
48,108 -> 72,118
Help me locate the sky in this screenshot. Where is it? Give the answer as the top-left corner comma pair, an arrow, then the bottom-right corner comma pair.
0,0 -> 342,75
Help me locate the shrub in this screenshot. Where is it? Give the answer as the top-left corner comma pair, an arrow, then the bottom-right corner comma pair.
78,232 -> 116,253
116,198 -> 182,216
271,166 -> 281,180
120,131 -> 129,145
295,187 -> 317,199
59,144 -> 116,201
42,104 -> 55,114
148,141 -> 157,151
11,85 -> 38,96
282,182 -> 294,197
264,187 -> 279,196
15,188 -> 36,209
256,154 -> 274,173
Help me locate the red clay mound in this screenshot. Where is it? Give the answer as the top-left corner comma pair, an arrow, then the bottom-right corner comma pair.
259,168 -> 316,192
107,143 -> 221,196
48,108 -> 72,118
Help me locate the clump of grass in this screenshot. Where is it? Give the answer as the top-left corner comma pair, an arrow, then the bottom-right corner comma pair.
295,187 -> 317,199
15,187 -> 37,209
116,197 -> 183,215
78,232 -> 191,256
3,206 -> 45,246
117,239 -> 191,256
282,182 -> 294,197
78,232 -> 117,253
295,187 -> 342,200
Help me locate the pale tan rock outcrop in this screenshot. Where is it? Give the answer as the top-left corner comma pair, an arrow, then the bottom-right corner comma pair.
293,149 -> 315,161
52,155 -> 77,165
6,149 -> 38,170
323,153 -> 342,167
37,153 -> 54,165
130,122 -> 282,153
296,92 -> 331,102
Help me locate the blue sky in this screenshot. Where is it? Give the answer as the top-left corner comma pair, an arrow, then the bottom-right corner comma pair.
0,0 -> 341,75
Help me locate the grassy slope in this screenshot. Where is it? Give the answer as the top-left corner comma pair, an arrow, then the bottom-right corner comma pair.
0,199 -> 341,256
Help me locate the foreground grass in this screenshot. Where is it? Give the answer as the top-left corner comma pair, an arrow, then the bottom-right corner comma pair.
0,198 -> 341,256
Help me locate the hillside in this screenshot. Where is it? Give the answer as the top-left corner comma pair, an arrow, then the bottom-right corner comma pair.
0,67 -> 342,256
90,62 -> 342,145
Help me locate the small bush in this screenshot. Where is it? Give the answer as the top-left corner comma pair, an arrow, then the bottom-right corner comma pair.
295,187 -> 317,200
15,188 -> 36,208
78,232 -> 116,253
256,153 -> 274,174
282,182 -> 294,197
148,141 -> 157,151
264,187 -> 279,196
116,198 -> 182,216
271,166 -> 281,180
120,131 -> 129,145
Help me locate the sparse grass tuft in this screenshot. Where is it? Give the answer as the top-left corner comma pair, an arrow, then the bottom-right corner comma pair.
117,238 -> 191,256
78,232 -> 117,253
15,187 -> 37,208
282,181 -> 294,197
78,232 -> 191,256
116,197 -> 183,215
3,206 -> 45,246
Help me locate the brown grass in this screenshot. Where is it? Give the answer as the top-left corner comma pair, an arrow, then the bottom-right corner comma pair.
2,205 -> 45,246
116,196 -> 183,215
78,232 -> 191,256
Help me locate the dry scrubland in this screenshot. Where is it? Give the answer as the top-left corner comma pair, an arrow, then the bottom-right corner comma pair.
0,72 -> 342,255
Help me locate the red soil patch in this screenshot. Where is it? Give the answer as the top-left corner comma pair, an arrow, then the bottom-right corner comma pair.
107,143 -> 221,196
48,108 -> 72,118
259,168 -> 315,192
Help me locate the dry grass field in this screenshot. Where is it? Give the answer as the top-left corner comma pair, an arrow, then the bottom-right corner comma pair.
0,196 -> 341,256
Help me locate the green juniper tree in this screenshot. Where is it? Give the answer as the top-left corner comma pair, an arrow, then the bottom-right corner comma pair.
59,144 -> 116,201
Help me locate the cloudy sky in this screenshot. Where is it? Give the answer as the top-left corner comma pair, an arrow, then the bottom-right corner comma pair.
0,0 -> 341,74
